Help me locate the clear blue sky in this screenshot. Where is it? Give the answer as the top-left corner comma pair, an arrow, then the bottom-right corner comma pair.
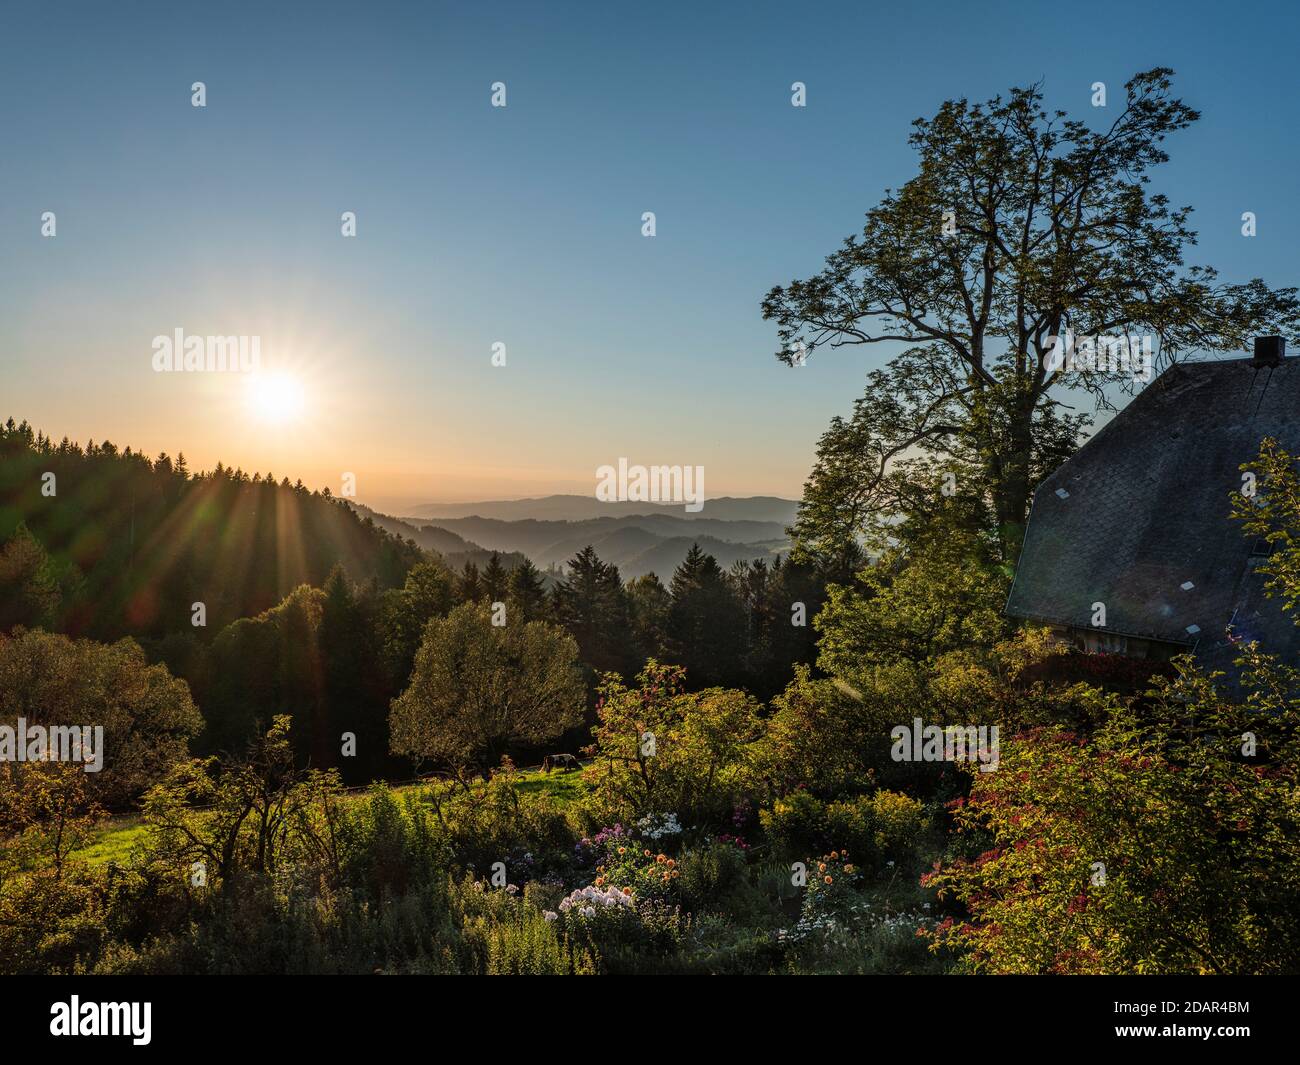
2,0 -> 1297,511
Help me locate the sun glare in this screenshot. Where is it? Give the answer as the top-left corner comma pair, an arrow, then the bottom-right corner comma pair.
247,372 -> 306,425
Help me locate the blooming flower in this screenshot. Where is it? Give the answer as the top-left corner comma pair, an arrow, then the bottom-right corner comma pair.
636,812 -> 683,840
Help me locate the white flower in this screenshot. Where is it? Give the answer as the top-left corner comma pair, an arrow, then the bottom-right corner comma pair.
543,911 -> 558,922
636,811 -> 683,840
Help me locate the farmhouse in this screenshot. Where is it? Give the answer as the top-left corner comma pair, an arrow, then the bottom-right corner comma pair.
1005,337 -> 1300,676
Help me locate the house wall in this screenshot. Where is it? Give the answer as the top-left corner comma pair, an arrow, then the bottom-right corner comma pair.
1047,624 -> 1183,662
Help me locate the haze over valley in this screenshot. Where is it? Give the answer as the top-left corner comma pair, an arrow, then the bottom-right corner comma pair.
352,495 -> 797,578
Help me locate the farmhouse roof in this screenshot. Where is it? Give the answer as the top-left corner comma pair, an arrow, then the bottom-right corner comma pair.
1005,355 -> 1300,672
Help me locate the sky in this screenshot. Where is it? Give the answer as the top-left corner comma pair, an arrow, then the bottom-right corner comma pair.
2,0 -> 1298,513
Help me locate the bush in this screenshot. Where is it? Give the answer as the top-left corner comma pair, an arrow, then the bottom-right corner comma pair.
760,791 -> 827,858
337,786 -> 450,902
420,768 -> 581,879
826,791 -> 928,872
583,662 -> 763,826
454,878 -> 595,975
674,841 -> 748,913
761,789 -> 928,873
0,866 -> 112,975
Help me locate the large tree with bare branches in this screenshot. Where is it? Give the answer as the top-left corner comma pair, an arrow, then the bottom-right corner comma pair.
763,69 -> 1299,571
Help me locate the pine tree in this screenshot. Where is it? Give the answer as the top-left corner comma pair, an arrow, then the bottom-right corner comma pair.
482,551 -> 508,603
552,546 -> 632,675
0,523 -> 62,631
626,572 -> 670,665
381,558 -> 455,686
458,561 -> 483,603
667,543 -> 746,687
317,565 -> 360,770
507,557 -> 547,622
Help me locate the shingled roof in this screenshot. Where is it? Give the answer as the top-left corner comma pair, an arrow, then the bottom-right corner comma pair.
1006,355 -> 1300,671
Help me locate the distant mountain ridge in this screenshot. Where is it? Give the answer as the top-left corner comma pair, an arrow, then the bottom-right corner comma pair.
405,494 -> 799,524
346,503 -> 537,575
352,497 -> 796,580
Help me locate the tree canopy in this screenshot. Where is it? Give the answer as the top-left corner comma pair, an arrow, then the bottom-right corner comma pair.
765,69 -> 1300,563
389,602 -> 585,778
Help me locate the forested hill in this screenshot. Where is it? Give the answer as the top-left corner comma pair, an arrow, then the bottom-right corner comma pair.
346,501 -> 535,575
0,418 -> 424,640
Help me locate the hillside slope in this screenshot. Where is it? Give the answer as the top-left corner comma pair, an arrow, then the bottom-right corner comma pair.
0,420 -> 424,639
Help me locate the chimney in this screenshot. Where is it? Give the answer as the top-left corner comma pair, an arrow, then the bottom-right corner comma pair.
1253,335 -> 1286,367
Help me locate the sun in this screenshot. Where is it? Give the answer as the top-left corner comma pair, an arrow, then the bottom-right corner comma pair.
246,372 -> 306,425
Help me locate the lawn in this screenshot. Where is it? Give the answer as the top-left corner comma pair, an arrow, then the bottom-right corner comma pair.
72,763 -> 592,866
514,765 -> 590,803
73,816 -> 147,866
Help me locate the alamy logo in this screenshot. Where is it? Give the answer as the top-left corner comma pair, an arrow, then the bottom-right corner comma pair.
1045,330 -> 1152,381
596,458 -> 705,513
0,718 -> 104,772
152,328 -> 261,372
890,718 -> 1000,772
50,996 -> 151,1045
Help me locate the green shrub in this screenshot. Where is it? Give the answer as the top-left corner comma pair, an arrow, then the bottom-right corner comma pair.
826,790 -> 928,871
760,791 -> 827,858
423,772 -> 579,876
675,841 -> 748,913
762,789 -> 928,872
337,786 -> 450,902
0,866 -> 112,975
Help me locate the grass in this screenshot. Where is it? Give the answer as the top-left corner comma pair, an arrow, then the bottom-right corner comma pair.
514,766 -> 589,803
72,763 -> 593,866
74,816 -> 146,866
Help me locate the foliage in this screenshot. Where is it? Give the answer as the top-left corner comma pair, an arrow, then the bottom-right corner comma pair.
551,546 -> 634,676
760,790 -> 928,873
765,70 -> 1299,563
583,661 -> 763,823
1233,435 -> 1300,615
378,558 -> 455,690
815,526 -> 1009,679
0,628 -> 202,807
0,523 -> 65,631
389,602 -> 584,778
0,418 -> 423,640
666,545 -> 747,687
925,653 -> 1300,973
0,760 -> 103,883
140,716 -> 344,886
